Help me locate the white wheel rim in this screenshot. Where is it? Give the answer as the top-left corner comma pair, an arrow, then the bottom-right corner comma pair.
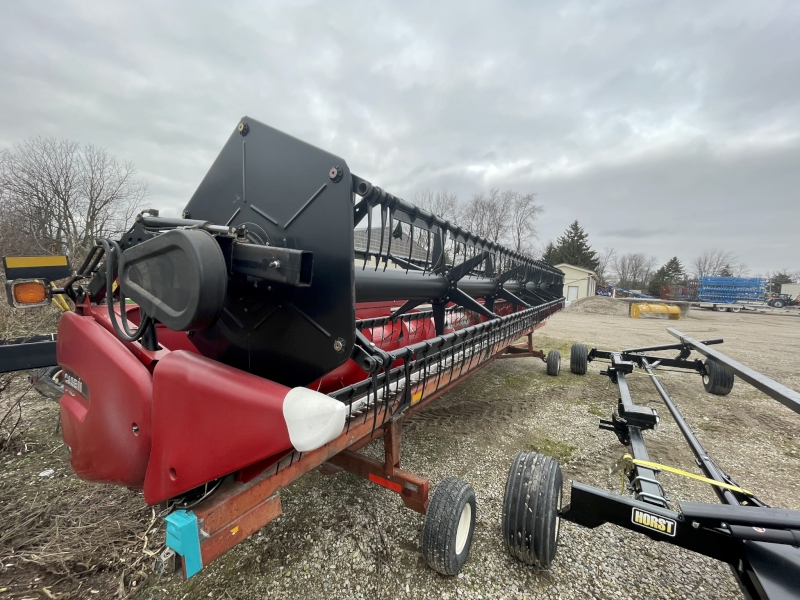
455,502 -> 472,554
554,487 -> 562,541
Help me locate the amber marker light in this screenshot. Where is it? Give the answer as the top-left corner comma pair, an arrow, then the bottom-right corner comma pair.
13,280 -> 48,305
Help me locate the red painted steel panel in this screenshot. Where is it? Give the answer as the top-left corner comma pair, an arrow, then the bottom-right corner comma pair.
354,301 -> 407,320
312,319 -> 410,393
122,306 -> 201,354
311,359 -> 368,394
405,315 -> 435,344
363,319 -> 406,351
143,351 -> 293,505
57,311 -> 153,487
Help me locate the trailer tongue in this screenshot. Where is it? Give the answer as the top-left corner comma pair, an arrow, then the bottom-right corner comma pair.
1,117 -> 565,579
502,329 -> 800,600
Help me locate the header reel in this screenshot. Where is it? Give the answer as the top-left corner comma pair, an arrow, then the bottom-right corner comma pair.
65,117 -> 563,388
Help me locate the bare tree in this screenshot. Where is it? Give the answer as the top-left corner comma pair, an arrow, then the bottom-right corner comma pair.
509,192 -> 543,254
78,143 -> 146,251
732,262 -> 750,277
595,247 -> 617,285
459,188 -> 514,243
412,189 -> 460,225
411,187 -> 543,257
613,252 -> 658,290
0,137 -> 148,259
691,248 -> 737,279
410,189 -> 460,259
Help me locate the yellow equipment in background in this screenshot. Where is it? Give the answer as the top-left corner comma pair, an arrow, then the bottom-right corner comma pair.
630,302 -> 681,320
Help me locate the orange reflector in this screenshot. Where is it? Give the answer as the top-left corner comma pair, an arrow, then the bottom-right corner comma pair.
368,473 -> 402,493
13,281 -> 48,304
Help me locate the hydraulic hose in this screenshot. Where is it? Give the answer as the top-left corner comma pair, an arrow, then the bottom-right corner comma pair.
97,238 -> 153,343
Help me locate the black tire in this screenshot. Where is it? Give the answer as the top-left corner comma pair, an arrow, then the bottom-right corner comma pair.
30,366 -> 63,400
422,477 -> 476,576
570,344 -> 588,375
703,359 -> 734,395
772,300 -> 785,309
502,451 -> 563,567
728,306 -> 741,313
714,305 -> 728,312
545,350 -> 561,376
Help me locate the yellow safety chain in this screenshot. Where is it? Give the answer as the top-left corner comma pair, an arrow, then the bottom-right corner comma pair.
613,453 -> 753,496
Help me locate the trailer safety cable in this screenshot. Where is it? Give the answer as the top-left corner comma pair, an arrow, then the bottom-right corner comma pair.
617,453 -> 753,496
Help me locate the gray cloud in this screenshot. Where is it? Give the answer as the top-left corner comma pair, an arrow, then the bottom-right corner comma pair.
1,0 -> 798,274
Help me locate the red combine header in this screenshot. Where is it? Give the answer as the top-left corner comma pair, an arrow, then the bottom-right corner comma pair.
2,117 -> 564,578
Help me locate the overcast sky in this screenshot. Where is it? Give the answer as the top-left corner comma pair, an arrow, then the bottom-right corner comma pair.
1,1 -> 798,275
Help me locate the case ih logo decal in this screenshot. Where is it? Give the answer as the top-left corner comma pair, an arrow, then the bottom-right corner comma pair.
63,371 -> 87,397
631,507 -> 676,536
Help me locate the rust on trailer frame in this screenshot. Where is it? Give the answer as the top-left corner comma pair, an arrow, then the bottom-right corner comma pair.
189,324 -> 549,574
327,448 -> 429,514
496,328 -> 547,360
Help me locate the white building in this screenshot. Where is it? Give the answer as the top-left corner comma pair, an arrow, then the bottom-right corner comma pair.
555,263 -> 598,302
781,282 -> 800,298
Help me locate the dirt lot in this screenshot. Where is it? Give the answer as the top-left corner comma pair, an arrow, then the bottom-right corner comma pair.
1,298 -> 799,599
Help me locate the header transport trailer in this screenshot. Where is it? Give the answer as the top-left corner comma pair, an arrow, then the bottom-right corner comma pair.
1,117 -> 565,579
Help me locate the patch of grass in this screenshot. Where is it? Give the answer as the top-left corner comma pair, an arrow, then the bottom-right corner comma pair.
697,422 -> 723,433
526,437 -> 576,462
588,405 -> 605,417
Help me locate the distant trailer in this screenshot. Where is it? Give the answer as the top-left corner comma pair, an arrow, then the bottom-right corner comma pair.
696,301 -> 800,315
697,301 -> 752,313
697,276 -> 766,309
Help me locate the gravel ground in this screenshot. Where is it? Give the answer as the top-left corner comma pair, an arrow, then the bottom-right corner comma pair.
2,300 -> 798,599
141,302 -> 800,600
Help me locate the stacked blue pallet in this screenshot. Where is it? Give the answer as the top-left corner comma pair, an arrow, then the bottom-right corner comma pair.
698,276 -> 766,303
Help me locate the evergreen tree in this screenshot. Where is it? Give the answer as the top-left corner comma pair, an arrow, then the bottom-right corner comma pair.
648,257 -> 685,296
542,241 -> 557,265
769,270 -> 793,293
719,264 -> 733,277
550,220 -> 599,271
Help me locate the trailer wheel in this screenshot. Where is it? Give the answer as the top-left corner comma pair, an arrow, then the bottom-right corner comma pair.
728,306 -> 741,313
502,451 -> 562,568
31,366 -> 63,400
703,359 -> 734,395
714,305 -> 728,312
570,344 -> 588,375
546,350 -> 561,376
422,477 -> 476,576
